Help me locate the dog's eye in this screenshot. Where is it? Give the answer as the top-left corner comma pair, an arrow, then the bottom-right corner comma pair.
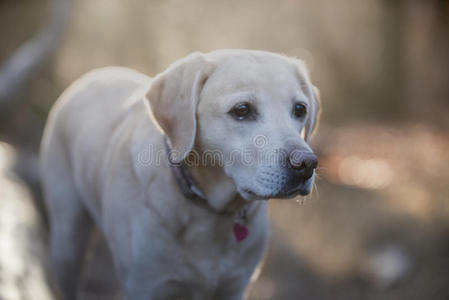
229,102 -> 253,120
293,103 -> 307,118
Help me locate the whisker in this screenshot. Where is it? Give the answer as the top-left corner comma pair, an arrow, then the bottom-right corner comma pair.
312,182 -> 320,199
315,170 -> 325,177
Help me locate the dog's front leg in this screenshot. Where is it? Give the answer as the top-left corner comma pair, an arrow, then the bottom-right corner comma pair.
48,200 -> 94,300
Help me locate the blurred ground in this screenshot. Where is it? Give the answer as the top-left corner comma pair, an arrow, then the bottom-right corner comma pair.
259,123 -> 449,300
1,0 -> 449,299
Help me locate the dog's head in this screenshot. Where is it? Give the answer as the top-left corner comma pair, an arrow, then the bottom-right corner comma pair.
146,50 -> 320,200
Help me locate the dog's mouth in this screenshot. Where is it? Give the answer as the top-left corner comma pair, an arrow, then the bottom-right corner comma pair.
241,181 -> 312,200
236,169 -> 316,200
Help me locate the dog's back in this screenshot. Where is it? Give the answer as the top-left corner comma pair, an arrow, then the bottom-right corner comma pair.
41,67 -> 149,212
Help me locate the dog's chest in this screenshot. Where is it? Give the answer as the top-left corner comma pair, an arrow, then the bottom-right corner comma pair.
175,216 -> 263,289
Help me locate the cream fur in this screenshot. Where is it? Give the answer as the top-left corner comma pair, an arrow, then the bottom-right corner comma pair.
40,50 -> 320,300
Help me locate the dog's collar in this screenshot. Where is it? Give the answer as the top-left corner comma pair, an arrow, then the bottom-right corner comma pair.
164,136 -> 246,217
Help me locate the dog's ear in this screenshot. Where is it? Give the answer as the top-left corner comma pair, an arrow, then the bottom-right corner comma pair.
304,85 -> 321,143
290,58 -> 321,143
146,53 -> 215,163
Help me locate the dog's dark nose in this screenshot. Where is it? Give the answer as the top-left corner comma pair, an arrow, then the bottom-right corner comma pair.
288,149 -> 318,175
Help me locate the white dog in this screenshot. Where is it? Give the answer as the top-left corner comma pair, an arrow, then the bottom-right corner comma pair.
40,50 -> 320,300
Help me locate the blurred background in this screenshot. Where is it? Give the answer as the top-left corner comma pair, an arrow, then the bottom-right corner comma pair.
1,0 -> 449,299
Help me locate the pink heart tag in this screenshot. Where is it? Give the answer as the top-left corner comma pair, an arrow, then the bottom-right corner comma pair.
233,223 -> 249,242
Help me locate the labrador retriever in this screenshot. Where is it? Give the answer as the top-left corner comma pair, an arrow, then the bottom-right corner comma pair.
40,49 -> 320,300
